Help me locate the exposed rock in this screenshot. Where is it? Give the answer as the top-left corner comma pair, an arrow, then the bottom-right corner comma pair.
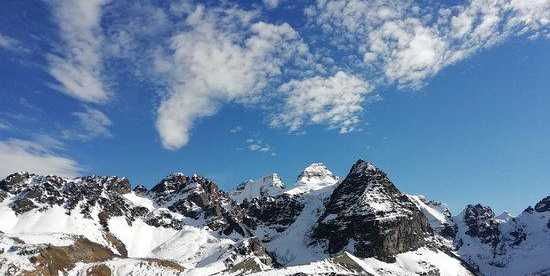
461,204 -> 500,247
534,196 -> 550,212
241,194 -> 304,232
312,160 -> 431,260
133,184 -> 148,195
224,238 -> 274,273
86,264 -> 112,276
149,173 -> 250,236
27,237 -> 115,275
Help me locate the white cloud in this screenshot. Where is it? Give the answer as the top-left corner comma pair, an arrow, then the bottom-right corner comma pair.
0,138 -> 83,178
245,139 -> 272,153
63,107 -> 112,141
230,126 -> 243,133
0,33 -> 25,53
47,0 -> 110,103
155,4 -> 308,150
273,71 -> 371,133
308,0 -> 550,87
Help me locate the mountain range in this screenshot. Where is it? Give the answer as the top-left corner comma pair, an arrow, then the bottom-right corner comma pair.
0,160 -> 548,275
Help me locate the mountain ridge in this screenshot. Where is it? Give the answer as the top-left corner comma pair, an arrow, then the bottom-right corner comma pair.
1,160 -> 548,275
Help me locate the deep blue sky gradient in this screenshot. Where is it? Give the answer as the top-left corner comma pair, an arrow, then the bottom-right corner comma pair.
1,0 -> 549,215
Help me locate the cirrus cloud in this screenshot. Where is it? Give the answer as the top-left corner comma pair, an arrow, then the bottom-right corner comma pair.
47,0 -> 110,103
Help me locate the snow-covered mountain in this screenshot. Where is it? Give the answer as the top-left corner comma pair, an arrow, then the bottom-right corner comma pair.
229,173 -> 285,204
0,160 -> 547,275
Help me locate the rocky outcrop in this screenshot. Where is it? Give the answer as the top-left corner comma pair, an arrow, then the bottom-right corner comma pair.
534,196 -> 550,212
461,204 -> 500,247
241,194 -> 304,234
312,160 -> 432,260
223,237 -> 275,273
148,173 -> 251,236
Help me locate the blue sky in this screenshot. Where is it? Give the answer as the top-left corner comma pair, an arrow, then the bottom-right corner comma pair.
1,0 -> 549,215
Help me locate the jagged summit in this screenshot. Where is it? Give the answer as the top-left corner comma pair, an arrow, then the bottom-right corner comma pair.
534,196 -> 550,212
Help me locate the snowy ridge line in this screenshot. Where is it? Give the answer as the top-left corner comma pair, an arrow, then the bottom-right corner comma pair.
1,161 -> 549,275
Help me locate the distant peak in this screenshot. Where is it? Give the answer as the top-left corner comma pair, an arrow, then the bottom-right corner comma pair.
261,173 -> 285,189
496,211 -> 513,222
229,173 -> 285,203
297,162 -> 337,182
286,163 -> 339,195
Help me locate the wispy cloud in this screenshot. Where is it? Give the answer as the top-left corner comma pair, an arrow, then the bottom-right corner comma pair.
0,33 -> 27,53
47,0 -> 110,103
0,138 -> 83,178
230,126 -> 243,133
245,138 -> 273,154
154,3 -> 312,150
0,120 -> 10,130
62,106 -> 112,141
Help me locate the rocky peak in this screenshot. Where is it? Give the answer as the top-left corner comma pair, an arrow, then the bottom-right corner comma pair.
81,176 -> 131,195
534,196 -> 550,212
461,204 -> 500,246
133,184 -> 148,195
312,160 -> 431,260
0,172 -> 36,204
149,173 -> 250,236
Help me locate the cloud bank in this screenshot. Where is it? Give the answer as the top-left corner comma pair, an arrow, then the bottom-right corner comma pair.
0,139 -> 83,178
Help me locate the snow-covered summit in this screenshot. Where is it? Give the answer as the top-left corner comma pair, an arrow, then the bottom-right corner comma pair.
286,163 -> 339,195
229,173 -> 285,204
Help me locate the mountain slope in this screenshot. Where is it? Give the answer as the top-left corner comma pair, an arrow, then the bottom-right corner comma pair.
2,160 -> 545,275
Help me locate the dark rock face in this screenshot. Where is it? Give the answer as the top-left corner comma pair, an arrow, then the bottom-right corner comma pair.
241,194 -> 304,232
0,172 -> 252,239
133,184 -> 148,195
148,173 -> 251,236
312,160 -> 431,260
0,173 -> 136,219
439,223 -> 458,240
534,196 -> 550,212
462,204 -> 500,247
